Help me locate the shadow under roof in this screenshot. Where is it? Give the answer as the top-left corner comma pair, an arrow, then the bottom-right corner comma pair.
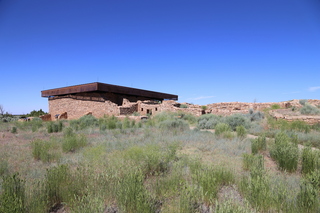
41,82 -> 178,100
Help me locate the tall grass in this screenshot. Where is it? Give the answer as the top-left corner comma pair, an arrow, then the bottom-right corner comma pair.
251,135 -> 266,154
270,132 -> 299,172
31,139 -> 60,163
62,132 -> 87,153
0,173 -> 26,213
301,146 -> 319,175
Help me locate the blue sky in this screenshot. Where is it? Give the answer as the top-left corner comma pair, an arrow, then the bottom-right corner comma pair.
1,0 -> 320,114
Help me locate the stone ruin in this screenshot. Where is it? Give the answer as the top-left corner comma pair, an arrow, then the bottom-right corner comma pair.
40,83 -> 320,124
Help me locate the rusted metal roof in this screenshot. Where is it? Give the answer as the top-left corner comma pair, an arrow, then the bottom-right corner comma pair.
41,82 -> 178,100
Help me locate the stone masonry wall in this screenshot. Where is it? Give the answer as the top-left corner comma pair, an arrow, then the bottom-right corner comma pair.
49,98 -> 119,120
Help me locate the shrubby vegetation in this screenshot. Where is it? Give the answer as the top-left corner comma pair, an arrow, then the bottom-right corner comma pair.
1,106 -> 320,212
270,132 -> 299,172
300,103 -> 320,115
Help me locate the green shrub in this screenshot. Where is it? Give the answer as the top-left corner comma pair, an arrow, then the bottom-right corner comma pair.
180,104 -> 188,108
215,123 -> 231,136
299,99 -> 308,106
297,179 -> 319,211
0,173 -> 26,213
31,139 -> 59,163
270,132 -> 299,172
197,114 -> 222,129
242,153 -> 264,171
300,103 -> 320,115
98,115 -> 119,130
32,139 -> 49,161
251,135 -> 266,154
0,158 -> 9,176
11,126 -> 17,134
158,119 -> 189,131
62,134 -> 87,152
236,125 -> 247,138
240,154 -> 271,211
290,120 -> 310,133
123,144 -> 178,177
175,112 -> 197,124
301,146 -> 319,175
306,169 -> 320,190
247,109 -> 265,122
70,115 -> 98,130
271,104 -> 281,109
47,121 -> 63,133
225,114 -> 250,131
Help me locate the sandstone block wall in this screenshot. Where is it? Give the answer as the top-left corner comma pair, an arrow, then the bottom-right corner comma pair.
120,103 -> 138,115
49,98 -> 119,120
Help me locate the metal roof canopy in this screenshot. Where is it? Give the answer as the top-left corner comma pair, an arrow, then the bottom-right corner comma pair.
41,82 -> 178,100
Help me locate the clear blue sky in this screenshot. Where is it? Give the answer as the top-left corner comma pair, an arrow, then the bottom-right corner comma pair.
1,0 -> 320,114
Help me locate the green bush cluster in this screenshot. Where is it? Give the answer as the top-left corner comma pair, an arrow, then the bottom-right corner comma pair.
251,135 -> 266,154
197,113 -> 252,131
180,104 -> 188,108
214,123 -> 233,139
240,154 -> 271,211
299,99 -> 308,106
62,131 -> 87,153
300,103 -> 320,115
0,158 -> 9,176
31,139 -> 60,163
247,109 -> 264,122
197,114 -> 222,129
70,115 -> 98,130
0,173 -> 26,213
47,121 -> 63,133
270,132 -> 299,172
226,114 -> 251,131
271,104 -> 281,109
301,146 -> 319,175
236,125 -> 247,138
158,118 -> 189,132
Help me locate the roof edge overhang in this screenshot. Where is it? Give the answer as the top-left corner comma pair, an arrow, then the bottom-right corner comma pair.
41,82 -> 178,100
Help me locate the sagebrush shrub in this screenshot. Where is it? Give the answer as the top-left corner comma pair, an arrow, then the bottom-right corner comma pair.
225,114 -> 250,131
159,119 -> 189,131
300,103 -> 320,115
299,99 -> 308,106
197,114 -> 222,129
